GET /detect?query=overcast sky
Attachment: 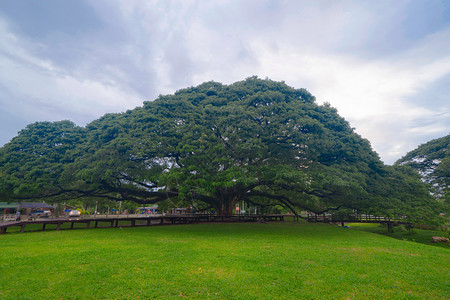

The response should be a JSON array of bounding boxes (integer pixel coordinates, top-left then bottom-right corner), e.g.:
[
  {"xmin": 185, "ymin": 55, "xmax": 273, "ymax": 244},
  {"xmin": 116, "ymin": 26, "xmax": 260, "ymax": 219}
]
[{"xmin": 0, "ymin": 0, "xmax": 449, "ymax": 164}]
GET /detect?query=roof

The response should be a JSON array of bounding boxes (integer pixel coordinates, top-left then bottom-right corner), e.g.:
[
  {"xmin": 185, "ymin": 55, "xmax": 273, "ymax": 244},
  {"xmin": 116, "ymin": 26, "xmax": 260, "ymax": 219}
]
[
  {"xmin": 138, "ymin": 206, "xmax": 158, "ymax": 209},
  {"xmin": 0, "ymin": 202, "xmax": 19, "ymax": 209},
  {"xmin": 20, "ymin": 202, "xmax": 55, "ymax": 209}
]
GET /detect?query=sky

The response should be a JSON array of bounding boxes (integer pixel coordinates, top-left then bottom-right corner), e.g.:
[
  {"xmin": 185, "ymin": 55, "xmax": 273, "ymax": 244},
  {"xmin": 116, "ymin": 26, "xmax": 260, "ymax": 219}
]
[{"xmin": 0, "ymin": 0, "xmax": 449, "ymax": 164}]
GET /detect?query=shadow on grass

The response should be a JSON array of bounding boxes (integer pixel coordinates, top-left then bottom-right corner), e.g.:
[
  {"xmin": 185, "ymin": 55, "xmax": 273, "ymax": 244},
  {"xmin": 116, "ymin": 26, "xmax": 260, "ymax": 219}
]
[{"xmin": 349, "ymin": 223, "xmax": 450, "ymax": 249}]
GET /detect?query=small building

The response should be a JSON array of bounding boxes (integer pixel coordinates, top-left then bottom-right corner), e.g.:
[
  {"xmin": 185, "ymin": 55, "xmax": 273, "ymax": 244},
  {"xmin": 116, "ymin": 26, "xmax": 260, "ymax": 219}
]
[
  {"xmin": 20, "ymin": 202, "xmax": 56, "ymax": 215},
  {"xmin": 0, "ymin": 202, "xmax": 19, "ymax": 214}
]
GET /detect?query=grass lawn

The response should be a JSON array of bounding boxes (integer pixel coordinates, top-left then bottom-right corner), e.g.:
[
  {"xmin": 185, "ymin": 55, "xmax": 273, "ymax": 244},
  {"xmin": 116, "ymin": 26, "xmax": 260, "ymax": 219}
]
[{"xmin": 0, "ymin": 222, "xmax": 448, "ymax": 299}]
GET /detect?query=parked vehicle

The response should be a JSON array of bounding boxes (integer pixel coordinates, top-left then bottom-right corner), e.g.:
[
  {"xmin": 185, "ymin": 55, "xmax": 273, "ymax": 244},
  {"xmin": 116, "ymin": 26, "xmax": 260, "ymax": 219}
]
[
  {"xmin": 68, "ymin": 210, "xmax": 81, "ymax": 217},
  {"xmin": 29, "ymin": 210, "xmax": 52, "ymax": 218}
]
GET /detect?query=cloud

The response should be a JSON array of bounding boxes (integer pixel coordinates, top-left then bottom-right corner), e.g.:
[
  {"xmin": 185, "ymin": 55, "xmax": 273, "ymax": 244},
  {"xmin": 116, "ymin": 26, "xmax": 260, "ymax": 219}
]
[{"xmin": 0, "ymin": 19, "xmax": 143, "ymax": 127}]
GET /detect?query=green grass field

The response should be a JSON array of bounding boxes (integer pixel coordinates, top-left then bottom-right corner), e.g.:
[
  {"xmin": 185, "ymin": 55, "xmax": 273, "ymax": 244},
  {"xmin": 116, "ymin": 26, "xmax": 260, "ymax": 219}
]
[{"xmin": 0, "ymin": 222, "xmax": 448, "ymax": 299}]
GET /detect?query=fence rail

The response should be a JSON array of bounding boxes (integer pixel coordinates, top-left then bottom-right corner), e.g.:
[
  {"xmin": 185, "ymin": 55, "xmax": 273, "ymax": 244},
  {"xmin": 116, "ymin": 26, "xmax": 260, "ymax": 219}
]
[{"xmin": 306, "ymin": 213, "xmax": 411, "ymax": 226}]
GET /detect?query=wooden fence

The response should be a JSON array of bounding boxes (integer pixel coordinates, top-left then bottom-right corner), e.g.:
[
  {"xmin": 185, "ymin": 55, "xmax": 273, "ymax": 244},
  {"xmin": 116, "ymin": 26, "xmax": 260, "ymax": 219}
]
[{"xmin": 0, "ymin": 214, "xmax": 285, "ymax": 234}]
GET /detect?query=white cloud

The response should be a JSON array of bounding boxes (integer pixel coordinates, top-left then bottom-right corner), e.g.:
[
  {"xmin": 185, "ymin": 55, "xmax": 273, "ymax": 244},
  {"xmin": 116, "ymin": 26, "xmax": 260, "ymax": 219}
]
[{"xmin": 0, "ymin": 19, "xmax": 143, "ymax": 126}]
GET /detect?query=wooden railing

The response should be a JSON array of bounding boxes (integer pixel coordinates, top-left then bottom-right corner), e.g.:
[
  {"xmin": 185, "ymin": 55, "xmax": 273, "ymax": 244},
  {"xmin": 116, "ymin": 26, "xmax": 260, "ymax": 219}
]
[
  {"xmin": 0, "ymin": 214, "xmax": 286, "ymax": 234},
  {"xmin": 306, "ymin": 213, "xmax": 409, "ymax": 224}
]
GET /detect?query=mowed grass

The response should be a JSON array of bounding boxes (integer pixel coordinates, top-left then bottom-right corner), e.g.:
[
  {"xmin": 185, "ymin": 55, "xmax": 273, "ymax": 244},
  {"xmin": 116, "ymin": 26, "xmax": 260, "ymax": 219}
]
[{"xmin": 0, "ymin": 222, "xmax": 448, "ymax": 299}]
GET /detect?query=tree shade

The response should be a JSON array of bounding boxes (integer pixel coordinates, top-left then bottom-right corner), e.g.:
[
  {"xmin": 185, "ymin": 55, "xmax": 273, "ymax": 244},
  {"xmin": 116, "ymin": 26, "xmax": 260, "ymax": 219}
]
[{"xmin": 0, "ymin": 77, "xmax": 441, "ymax": 220}]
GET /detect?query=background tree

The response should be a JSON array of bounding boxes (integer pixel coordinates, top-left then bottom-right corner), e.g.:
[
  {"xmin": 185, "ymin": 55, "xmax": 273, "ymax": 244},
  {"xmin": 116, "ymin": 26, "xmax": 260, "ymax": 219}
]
[{"xmin": 396, "ymin": 134, "xmax": 449, "ymax": 206}]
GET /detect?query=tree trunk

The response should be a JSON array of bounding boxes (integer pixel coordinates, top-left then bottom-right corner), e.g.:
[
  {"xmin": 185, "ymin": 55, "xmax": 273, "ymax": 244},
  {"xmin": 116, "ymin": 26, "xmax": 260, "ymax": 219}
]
[
  {"xmin": 387, "ymin": 222, "xmax": 394, "ymax": 233},
  {"xmin": 213, "ymin": 187, "xmax": 245, "ymax": 216},
  {"xmin": 217, "ymin": 190, "xmax": 240, "ymax": 216},
  {"xmin": 218, "ymin": 199, "xmax": 236, "ymax": 216}
]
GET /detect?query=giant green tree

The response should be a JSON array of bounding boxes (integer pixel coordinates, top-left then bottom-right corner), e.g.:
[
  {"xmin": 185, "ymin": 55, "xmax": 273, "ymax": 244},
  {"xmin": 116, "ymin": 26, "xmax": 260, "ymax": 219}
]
[{"xmin": 0, "ymin": 78, "xmax": 439, "ymax": 219}]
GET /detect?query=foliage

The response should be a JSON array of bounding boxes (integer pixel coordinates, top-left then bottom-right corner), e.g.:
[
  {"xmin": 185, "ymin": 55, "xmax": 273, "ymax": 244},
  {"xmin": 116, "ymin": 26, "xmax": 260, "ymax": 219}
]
[
  {"xmin": 0, "ymin": 121, "xmax": 85, "ymax": 198},
  {"xmin": 396, "ymin": 134, "xmax": 449, "ymax": 208},
  {"xmin": 0, "ymin": 77, "xmax": 441, "ymax": 221}
]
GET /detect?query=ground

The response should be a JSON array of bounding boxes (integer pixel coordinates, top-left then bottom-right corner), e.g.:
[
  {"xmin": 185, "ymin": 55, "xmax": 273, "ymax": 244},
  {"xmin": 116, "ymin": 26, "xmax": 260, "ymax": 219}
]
[{"xmin": 0, "ymin": 222, "xmax": 448, "ymax": 299}]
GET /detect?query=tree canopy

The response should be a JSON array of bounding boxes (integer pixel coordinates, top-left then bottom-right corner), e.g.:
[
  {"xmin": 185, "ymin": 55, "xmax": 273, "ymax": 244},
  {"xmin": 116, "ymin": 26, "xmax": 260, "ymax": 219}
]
[{"xmin": 0, "ymin": 77, "xmax": 441, "ymax": 220}]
